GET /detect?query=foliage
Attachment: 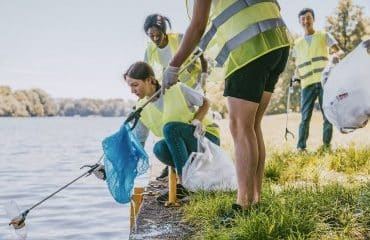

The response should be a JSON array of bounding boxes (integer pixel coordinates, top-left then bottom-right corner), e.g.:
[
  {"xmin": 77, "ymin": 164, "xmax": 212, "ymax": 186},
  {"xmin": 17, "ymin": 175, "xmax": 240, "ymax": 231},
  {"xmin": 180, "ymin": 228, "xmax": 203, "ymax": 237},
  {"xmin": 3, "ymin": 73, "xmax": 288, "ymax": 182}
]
[
  {"xmin": 57, "ymin": 98, "xmax": 130, "ymax": 117},
  {"xmin": 183, "ymin": 145, "xmax": 370, "ymax": 239},
  {"xmin": 183, "ymin": 184, "xmax": 370, "ymax": 240},
  {"xmin": 0, "ymin": 86, "xmax": 57, "ymax": 116},
  {"xmin": 0, "ymin": 85, "xmax": 133, "ymax": 117},
  {"xmin": 325, "ymin": 0, "xmax": 370, "ymax": 53},
  {"xmin": 264, "ymin": 145, "xmax": 370, "ymax": 185}
]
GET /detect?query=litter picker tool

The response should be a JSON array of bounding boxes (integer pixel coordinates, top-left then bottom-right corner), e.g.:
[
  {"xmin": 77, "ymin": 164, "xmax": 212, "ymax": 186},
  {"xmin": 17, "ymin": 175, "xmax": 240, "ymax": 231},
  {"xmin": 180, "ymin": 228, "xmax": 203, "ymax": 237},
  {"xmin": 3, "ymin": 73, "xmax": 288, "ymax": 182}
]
[
  {"xmin": 7, "ymin": 155, "xmax": 104, "ymax": 232},
  {"xmin": 284, "ymin": 78, "xmax": 295, "ymax": 141},
  {"xmin": 6, "ymin": 49, "xmax": 204, "ymax": 237}
]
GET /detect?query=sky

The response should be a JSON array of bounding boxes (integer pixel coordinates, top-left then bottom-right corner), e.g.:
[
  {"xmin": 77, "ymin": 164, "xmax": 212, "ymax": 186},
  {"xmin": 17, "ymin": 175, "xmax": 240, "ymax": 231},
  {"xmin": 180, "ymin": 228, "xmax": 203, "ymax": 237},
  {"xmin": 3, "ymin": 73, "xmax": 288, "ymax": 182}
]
[{"xmin": 0, "ymin": 0, "xmax": 369, "ymax": 100}]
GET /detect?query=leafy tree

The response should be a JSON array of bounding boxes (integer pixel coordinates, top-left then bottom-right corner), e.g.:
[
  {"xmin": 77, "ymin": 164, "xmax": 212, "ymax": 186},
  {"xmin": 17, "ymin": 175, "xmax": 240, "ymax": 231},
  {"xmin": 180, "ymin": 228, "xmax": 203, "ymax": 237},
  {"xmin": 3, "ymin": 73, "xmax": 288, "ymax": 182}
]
[{"xmin": 325, "ymin": 0, "xmax": 370, "ymax": 53}]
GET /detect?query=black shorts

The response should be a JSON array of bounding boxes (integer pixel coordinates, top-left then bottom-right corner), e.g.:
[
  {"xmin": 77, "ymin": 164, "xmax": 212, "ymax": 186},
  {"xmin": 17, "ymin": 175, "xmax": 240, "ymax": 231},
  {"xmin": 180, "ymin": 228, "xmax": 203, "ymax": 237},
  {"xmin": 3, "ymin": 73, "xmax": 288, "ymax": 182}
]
[{"xmin": 224, "ymin": 46, "xmax": 290, "ymax": 103}]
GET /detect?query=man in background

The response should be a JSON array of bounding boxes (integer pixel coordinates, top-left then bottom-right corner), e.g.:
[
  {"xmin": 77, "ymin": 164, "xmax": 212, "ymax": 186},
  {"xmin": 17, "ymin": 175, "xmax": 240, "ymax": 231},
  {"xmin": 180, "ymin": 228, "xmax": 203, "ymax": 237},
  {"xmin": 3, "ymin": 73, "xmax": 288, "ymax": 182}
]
[{"xmin": 293, "ymin": 8, "xmax": 344, "ymax": 151}]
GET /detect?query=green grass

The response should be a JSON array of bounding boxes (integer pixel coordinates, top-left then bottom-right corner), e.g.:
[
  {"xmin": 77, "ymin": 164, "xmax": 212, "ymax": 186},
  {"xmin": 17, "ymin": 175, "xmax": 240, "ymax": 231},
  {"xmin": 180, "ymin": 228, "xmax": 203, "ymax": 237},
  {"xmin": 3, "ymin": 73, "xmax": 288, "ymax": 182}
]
[
  {"xmin": 182, "ymin": 146, "xmax": 370, "ymax": 239},
  {"xmin": 183, "ymin": 184, "xmax": 370, "ymax": 240},
  {"xmin": 264, "ymin": 146, "xmax": 370, "ymax": 185}
]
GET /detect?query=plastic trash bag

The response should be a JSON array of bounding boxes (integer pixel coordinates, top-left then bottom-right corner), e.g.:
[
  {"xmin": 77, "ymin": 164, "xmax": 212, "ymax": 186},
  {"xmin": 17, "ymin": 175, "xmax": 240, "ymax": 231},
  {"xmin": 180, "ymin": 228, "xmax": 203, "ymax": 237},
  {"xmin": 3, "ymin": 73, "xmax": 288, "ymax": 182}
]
[
  {"xmin": 102, "ymin": 124, "xmax": 149, "ymax": 204},
  {"xmin": 322, "ymin": 41, "xmax": 370, "ymax": 133},
  {"xmin": 182, "ymin": 135, "xmax": 237, "ymax": 191}
]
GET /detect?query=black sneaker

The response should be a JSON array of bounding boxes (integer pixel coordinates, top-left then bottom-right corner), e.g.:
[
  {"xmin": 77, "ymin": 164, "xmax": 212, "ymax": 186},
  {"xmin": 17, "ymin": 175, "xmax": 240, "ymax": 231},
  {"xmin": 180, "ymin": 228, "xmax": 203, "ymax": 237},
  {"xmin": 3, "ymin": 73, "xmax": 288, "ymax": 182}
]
[
  {"xmin": 156, "ymin": 184, "xmax": 190, "ymax": 203},
  {"xmin": 156, "ymin": 166, "xmax": 169, "ymax": 181}
]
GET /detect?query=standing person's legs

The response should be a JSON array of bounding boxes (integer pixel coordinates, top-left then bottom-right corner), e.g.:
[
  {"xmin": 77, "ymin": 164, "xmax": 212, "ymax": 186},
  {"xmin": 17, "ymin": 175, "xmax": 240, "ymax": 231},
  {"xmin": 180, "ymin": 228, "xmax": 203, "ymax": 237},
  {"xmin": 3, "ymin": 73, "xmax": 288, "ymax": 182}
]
[
  {"xmin": 225, "ymin": 47, "xmax": 289, "ymax": 208},
  {"xmin": 254, "ymin": 47, "xmax": 289, "ymax": 203},
  {"xmin": 253, "ymin": 92, "xmax": 271, "ymax": 203},
  {"xmin": 318, "ymin": 85, "xmax": 333, "ymax": 146},
  {"xmin": 297, "ymin": 84, "xmax": 318, "ymax": 150},
  {"xmin": 227, "ymin": 97, "xmax": 259, "ymax": 208}
]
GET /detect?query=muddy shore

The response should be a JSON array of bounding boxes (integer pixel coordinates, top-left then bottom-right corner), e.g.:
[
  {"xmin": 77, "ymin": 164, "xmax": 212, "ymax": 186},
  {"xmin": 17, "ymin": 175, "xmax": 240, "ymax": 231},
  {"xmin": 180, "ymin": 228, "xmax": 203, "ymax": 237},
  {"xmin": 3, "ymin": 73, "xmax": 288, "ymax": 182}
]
[{"xmin": 129, "ymin": 178, "xmax": 194, "ymax": 240}]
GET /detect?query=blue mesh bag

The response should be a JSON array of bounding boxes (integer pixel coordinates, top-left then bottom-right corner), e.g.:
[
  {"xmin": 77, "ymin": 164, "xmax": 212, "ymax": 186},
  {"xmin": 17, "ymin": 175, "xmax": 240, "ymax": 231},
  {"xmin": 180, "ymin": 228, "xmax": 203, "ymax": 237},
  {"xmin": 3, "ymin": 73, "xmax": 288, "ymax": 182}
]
[{"xmin": 102, "ymin": 123, "xmax": 149, "ymax": 204}]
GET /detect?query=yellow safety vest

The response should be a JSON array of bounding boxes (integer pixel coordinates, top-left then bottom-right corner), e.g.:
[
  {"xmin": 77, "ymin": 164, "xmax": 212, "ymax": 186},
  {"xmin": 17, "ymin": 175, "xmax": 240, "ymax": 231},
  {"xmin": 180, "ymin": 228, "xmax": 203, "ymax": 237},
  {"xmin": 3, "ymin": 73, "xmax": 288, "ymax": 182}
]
[
  {"xmin": 294, "ymin": 32, "xmax": 329, "ymax": 88},
  {"xmin": 145, "ymin": 33, "xmax": 202, "ymax": 88},
  {"xmin": 138, "ymin": 83, "xmax": 219, "ymax": 138},
  {"xmin": 199, "ymin": 0, "xmax": 291, "ymax": 78}
]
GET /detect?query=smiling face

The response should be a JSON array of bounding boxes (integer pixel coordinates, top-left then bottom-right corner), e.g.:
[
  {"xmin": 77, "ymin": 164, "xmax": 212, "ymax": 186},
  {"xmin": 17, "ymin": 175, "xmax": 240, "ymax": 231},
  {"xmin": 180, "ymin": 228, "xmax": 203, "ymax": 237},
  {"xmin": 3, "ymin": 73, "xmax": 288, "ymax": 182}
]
[
  {"xmin": 147, "ymin": 26, "xmax": 167, "ymax": 48},
  {"xmin": 299, "ymin": 11, "xmax": 315, "ymax": 34}
]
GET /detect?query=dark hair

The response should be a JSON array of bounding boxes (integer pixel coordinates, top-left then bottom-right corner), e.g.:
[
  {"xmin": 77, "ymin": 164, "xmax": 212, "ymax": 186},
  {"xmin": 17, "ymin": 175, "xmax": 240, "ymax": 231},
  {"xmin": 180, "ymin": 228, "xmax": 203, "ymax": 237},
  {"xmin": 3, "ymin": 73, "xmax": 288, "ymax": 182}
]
[
  {"xmin": 298, "ymin": 8, "xmax": 315, "ymax": 20},
  {"xmin": 143, "ymin": 14, "xmax": 172, "ymax": 34},
  {"xmin": 124, "ymin": 61, "xmax": 160, "ymax": 90}
]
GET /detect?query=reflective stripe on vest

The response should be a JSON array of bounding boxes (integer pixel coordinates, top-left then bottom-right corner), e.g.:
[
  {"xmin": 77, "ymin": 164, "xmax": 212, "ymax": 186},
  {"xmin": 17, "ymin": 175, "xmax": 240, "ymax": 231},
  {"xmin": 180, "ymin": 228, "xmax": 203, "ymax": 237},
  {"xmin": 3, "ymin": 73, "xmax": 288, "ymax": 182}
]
[
  {"xmin": 146, "ymin": 33, "xmax": 201, "ymax": 88},
  {"xmin": 294, "ymin": 32, "xmax": 329, "ymax": 88},
  {"xmin": 138, "ymin": 83, "xmax": 220, "ymax": 138},
  {"xmin": 215, "ymin": 18, "xmax": 286, "ymax": 65},
  {"xmin": 199, "ymin": 0, "xmax": 291, "ymax": 78},
  {"xmin": 199, "ymin": 0, "xmax": 278, "ymax": 51}
]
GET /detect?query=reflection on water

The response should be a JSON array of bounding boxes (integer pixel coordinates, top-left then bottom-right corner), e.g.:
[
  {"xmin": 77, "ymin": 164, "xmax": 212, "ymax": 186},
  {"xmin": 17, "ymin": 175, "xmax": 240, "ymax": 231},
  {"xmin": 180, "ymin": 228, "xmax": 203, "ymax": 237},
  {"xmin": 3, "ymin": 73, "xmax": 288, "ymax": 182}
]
[{"xmin": 0, "ymin": 117, "xmax": 149, "ymax": 240}]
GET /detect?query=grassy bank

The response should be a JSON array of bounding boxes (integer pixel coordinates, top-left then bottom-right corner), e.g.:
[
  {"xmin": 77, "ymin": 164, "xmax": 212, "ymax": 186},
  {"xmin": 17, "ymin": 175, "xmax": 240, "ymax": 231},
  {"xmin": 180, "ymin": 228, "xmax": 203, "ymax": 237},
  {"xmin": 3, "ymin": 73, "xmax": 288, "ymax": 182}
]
[
  {"xmin": 141, "ymin": 113, "xmax": 370, "ymax": 239},
  {"xmin": 182, "ymin": 146, "xmax": 370, "ymax": 239}
]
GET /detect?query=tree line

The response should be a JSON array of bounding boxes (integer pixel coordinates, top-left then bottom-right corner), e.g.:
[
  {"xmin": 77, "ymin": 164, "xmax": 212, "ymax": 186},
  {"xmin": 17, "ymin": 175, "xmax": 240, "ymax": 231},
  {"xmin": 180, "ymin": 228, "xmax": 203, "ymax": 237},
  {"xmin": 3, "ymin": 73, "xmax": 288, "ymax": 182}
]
[
  {"xmin": 0, "ymin": 85, "xmax": 135, "ymax": 117},
  {"xmin": 1, "ymin": 0, "xmax": 368, "ymax": 118}
]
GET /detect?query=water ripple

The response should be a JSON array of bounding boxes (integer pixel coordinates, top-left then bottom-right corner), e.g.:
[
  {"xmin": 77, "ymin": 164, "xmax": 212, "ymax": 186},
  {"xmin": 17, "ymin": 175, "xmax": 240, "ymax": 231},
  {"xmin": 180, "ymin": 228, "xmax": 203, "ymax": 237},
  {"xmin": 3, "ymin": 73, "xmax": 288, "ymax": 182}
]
[{"xmin": 0, "ymin": 117, "xmax": 148, "ymax": 240}]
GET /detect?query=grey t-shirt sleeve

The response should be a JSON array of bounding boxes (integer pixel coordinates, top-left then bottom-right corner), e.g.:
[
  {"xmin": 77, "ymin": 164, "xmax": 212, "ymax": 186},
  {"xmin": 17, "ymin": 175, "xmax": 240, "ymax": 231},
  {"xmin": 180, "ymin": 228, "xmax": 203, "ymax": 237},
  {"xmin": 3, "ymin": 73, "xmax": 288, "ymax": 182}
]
[
  {"xmin": 326, "ymin": 33, "xmax": 338, "ymax": 48},
  {"xmin": 132, "ymin": 120, "xmax": 149, "ymax": 144},
  {"xmin": 180, "ymin": 84, "xmax": 204, "ymax": 108}
]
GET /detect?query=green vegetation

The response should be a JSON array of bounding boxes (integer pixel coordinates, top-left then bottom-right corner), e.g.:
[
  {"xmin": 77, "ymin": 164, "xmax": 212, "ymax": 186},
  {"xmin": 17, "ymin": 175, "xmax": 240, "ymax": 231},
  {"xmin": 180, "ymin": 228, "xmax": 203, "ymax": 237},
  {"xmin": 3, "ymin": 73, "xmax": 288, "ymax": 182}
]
[
  {"xmin": 264, "ymin": 145, "xmax": 370, "ymax": 186},
  {"xmin": 326, "ymin": 0, "xmax": 370, "ymax": 53},
  {"xmin": 183, "ymin": 146, "xmax": 370, "ymax": 239},
  {"xmin": 0, "ymin": 85, "xmax": 135, "ymax": 117}
]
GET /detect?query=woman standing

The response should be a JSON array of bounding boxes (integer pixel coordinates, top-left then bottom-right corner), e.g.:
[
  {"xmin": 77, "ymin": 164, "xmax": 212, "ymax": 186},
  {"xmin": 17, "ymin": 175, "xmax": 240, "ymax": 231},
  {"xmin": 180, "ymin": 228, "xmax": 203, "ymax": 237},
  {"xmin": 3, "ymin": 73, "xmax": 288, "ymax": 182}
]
[{"xmin": 162, "ymin": 0, "xmax": 291, "ymax": 214}]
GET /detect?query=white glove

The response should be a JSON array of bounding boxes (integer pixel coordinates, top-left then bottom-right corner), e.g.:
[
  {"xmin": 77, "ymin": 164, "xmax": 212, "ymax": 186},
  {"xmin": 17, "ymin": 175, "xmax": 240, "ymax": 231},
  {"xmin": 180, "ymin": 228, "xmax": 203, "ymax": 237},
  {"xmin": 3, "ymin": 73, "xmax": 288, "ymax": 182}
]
[
  {"xmin": 191, "ymin": 119, "xmax": 205, "ymax": 138},
  {"xmin": 162, "ymin": 65, "xmax": 179, "ymax": 95},
  {"xmin": 93, "ymin": 164, "xmax": 106, "ymax": 180}
]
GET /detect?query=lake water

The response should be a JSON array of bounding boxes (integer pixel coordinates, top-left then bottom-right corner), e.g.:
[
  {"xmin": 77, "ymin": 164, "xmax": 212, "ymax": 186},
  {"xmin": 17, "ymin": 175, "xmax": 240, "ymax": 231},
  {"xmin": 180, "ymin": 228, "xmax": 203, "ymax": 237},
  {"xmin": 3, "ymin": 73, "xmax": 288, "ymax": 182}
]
[{"xmin": 0, "ymin": 117, "xmax": 151, "ymax": 240}]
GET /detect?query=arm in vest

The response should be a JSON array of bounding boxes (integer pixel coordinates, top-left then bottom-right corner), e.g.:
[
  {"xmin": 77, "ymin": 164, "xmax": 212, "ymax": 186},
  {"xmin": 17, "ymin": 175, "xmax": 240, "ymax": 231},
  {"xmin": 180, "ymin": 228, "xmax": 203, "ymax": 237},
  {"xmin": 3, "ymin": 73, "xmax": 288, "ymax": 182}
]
[
  {"xmin": 168, "ymin": 0, "xmax": 211, "ymax": 68},
  {"xmin": 162, "ymin": 0, "xmax": 211, "ymax": 92}
]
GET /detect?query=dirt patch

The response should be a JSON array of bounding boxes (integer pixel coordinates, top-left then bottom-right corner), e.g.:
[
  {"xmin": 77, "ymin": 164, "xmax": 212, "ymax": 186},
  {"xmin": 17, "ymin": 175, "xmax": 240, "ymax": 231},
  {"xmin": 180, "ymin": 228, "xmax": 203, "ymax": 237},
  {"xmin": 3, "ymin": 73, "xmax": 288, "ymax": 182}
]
[{"xmin": 129, "ymin": 179, "xmax": 195, "ymax": 240}]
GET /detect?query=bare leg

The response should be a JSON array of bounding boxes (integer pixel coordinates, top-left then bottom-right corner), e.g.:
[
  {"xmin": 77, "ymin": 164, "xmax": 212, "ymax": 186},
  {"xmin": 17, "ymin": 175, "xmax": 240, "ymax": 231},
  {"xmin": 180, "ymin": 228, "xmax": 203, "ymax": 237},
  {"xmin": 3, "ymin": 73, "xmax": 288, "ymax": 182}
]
[
  {"xmin": 253, "ymin": 91, "xmax": 272, "ymax": 203},
  {"xmin": 227, "ymin": 96, "xmax": 259, "ymax": 208}
]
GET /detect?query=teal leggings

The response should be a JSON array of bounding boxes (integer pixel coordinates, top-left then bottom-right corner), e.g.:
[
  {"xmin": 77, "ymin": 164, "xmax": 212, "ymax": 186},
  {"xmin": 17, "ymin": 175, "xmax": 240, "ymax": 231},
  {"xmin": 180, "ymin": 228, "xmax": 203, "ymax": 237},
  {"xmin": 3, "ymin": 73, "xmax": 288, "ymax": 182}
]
[{"xmin": 153, "ymin": 122, "xmax": 220, "ymax": 176}]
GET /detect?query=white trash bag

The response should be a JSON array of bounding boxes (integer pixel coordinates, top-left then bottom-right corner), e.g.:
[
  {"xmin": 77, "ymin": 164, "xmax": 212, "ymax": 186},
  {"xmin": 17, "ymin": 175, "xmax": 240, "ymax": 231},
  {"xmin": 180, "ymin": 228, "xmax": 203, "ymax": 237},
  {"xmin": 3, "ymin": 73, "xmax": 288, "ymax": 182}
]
[
  {"xmin": 182, "ymin": 135, "xmax": 237, "ymax": 192},
  {"xmin": 322, "ymin": 40, "xmax": 370, "ymax": 133}
]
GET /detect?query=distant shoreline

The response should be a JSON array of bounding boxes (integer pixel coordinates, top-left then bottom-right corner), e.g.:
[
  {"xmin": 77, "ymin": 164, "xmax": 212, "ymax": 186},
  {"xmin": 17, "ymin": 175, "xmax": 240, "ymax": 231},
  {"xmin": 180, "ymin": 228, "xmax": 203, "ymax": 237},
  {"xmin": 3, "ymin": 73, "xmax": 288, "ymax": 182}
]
[{"xmin": 1, "ymin": 85, "xmax": 135, "ymax": 117}]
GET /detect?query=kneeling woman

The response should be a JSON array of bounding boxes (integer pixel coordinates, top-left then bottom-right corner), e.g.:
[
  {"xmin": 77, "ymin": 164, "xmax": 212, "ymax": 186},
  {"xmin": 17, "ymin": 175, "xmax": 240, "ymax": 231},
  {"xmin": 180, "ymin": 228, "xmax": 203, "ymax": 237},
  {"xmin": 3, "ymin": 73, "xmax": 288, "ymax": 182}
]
[{"xmin": 124, "ymin": 61, "xmax": 220, "ymax": 202}]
